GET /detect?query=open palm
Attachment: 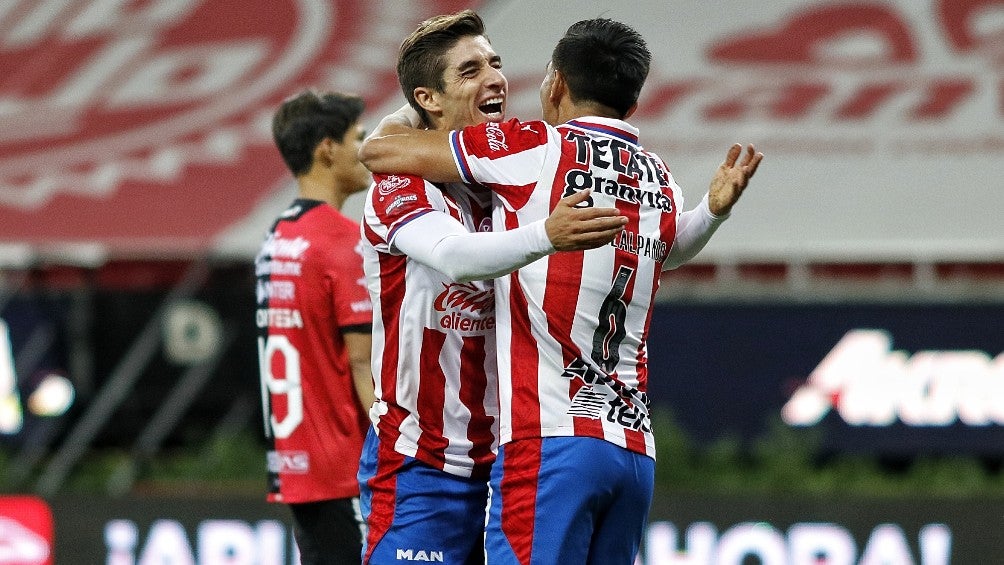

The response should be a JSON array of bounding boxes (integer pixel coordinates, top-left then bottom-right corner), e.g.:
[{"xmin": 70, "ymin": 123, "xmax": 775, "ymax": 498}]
[{"xmin": 707, "ymin": 143, "xmax": 763, "ymax": 216}]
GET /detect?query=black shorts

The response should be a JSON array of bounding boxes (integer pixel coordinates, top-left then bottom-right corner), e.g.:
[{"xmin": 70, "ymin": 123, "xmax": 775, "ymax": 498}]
[{"xmin": 289, "ymin": 497, "xmax": 364, "ymax": 565}]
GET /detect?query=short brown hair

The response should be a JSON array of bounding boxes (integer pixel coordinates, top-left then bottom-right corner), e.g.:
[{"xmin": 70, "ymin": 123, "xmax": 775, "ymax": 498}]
[
  {"xmin": 272, "ymin": 90, "xmax": 364, "ymax": 176},
  {"xmin": 397, "ymin": 10, "xmax": 486, "ymax": 124}
]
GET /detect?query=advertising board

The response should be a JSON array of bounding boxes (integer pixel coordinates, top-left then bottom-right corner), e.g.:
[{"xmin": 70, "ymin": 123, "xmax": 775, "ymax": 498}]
[
  {"xmin": 3, "ymin": 494, "xmax": 999, "ymax": 563},
  {"xmin": 646, "ymin": 303, "xmax": 1004, "ymax": 455}
]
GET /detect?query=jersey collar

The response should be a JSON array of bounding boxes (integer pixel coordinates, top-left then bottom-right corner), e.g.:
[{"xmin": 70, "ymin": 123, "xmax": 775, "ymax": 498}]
[{"xmin": 564, "ymin": 117, "xmax": 640, "ymax": 145}]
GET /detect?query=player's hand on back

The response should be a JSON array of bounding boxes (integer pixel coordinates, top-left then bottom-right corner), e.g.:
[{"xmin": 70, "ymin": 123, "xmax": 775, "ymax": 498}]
[{"xmin": 545, "ymin": 189, "xmax": 627, "ymax": 251}]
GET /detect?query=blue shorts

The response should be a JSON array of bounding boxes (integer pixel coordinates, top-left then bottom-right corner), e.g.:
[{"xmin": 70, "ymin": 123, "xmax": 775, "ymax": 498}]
[
  {"xmin": 358, "ymin": 427, "xmax": 489, "ymax": 564},
  {"xmin": 486, "ymin": 436, "xmax": 654, "ymax": 565}
]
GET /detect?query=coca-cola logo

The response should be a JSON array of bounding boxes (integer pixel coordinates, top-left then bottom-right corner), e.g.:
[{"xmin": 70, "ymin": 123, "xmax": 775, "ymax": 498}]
[
  {"xmin": 938, "ymin": 0, "xmax": 1004, "ymax": 56},
  {"xmin": 484, "ymin": 122, "xmax": 508, "ymax": 152},
  {"xmin": 708, "ymin": 4, "xmax": 918, "ymax": 65},
  {"xmin": 434, "ymin": 282, "xmax": 494, "ymax": 314},
  {"xmin": 655, "ymin": 0, "xmax": 1004, "ymax": 128}
]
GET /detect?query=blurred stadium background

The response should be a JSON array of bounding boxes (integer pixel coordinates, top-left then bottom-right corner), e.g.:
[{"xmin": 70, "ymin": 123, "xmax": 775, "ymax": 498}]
[{"xmin": 1, "ymin": 0, "xmax": 1002, "ymax": 562}]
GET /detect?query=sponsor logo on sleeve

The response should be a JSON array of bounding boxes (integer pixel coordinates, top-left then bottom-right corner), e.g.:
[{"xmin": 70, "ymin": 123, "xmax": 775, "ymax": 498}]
[
  {"xmin": 376, "ymin": 175, "xmax": 412, "ymax": 197},
  {"xmin": 484, "ymin": 122, "xmax": 509, "ymax": 152}
]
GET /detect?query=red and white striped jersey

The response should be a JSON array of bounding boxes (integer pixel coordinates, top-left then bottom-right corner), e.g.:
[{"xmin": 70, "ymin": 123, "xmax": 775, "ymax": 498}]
[
  {"xmin": 256, "ymin": 199, "xmax": 373, "ymax": 503},
  {"xmin": 450, "ymin": 117, "xmax": 684, "ymax": 459},
  {"xmin": 361, "ymin": 173, "xmax": 498, "ymax": 478}
]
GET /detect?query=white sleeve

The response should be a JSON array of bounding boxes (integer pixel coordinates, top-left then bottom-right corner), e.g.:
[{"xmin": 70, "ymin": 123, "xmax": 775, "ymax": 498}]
[
  {"xmin": 663, "ymin": 193, "xmax": 729, "ymax": 270},
  {"xmin": 391, "ymin": 211, "xmax": 556, "ymax": 282}
]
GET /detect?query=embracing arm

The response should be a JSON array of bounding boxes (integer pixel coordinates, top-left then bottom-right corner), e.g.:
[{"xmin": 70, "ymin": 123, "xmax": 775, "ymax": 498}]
[
  {"xmin": 394, "ymin": 190, "xmax": 626, "ymax": 281},
  {"xmin": 395, "ymin": 212, "xmax": 553, "ymax": 282},
  {"xmin": 358, "ymin": 105, "xmax": 461, "ymax": 183}
]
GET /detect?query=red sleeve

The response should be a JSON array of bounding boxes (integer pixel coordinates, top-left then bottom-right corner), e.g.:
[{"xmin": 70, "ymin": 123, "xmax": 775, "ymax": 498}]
[
  {"xmin": 368, "ymin": 173, "xmax": 437, "ymax": 243},
  {"xmin": 453, "ymin": 119, "xmax": 550, "ymax": 208},
  {"xmin": 459, "ymin": 118, "xmax": 548, "ymax": 158}
]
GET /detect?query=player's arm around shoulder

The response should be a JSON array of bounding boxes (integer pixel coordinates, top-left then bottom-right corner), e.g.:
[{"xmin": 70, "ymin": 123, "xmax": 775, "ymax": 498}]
[
  {"xmin": 358, "ymin": 104, "xmax": 458, "ymax": 182},
  {"xmin": 454, "ymin": 118, "xmax": 553, "ymax": 188}
]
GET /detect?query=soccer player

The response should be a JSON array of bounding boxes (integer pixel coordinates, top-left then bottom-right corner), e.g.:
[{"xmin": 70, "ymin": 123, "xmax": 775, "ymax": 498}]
[
  {"xmin": 255, "ymin": 90, "xmax": 375, "ymax": 565},
  {"xmin": 359, "ymin": 17, "xmax": 764, "ymax": 564},
  {"xmin": 356, "ymin": 10, "xmax": 628, "ymax": 565}
]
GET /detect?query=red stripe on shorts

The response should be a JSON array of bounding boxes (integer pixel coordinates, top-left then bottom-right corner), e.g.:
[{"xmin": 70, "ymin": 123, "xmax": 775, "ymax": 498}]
[
  {"xmin": 363, "ymin": 442, "xmax": 404, "ymax": 564},
  {"xmin": 501, "ymin": 439, "xmax": 542, "ymax": 565}
]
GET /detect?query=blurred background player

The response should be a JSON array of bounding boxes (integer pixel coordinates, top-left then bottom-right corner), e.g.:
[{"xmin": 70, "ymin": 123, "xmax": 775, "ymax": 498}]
[
  {"xmin": 356, "ymin": 10, "xmax": 627, "ymax": 565},
  {"xmin": 255, "ymin": 90, "xmax": 375, "ymax": 565},
  {"xmin": 359, "ymin": 17, "xmax": 763, "ymax": 564}
]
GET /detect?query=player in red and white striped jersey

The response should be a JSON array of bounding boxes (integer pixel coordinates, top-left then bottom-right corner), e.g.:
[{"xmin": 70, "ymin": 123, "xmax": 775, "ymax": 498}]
[
  {"xmin": 356, "ymin": 11, "xmax": 627, "ymax": 565},
  {"xmin": 360, "ymin": 18, "xmax": 763, "ymax": 565}
]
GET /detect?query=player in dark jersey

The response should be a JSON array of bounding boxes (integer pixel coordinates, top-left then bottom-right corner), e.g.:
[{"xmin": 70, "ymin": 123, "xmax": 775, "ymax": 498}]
[{"xmin": 255, "ymin": 90, "xmax": 375, "ymax": 565}]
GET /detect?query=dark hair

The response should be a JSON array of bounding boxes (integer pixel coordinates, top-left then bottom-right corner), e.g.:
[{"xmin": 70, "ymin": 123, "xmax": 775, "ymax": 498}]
[
  {"xmin": 271, "ymin": 90, "xmax": 364, "ymax": 176},
  {"xmin": 551, "ymin": 18, "xmax": 650, "ymax": 118},
  {"xmin": 397, "ymin": 10, "xmax": 487, "ymax": 124}
]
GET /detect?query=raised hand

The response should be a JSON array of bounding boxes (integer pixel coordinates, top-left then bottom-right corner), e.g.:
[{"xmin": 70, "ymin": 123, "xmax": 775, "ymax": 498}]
[
  {"xmin": 707, "ymin": 143, "xmax": 763, "ymax": 216},
  {"xmin": 545, "ymin": 189, "xmax": 628, "ymax": 251}
]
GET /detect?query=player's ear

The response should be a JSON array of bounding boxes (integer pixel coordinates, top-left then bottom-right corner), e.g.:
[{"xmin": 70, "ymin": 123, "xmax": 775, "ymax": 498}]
[
  {"xmin": 548, "ymin": 69, "xmax": 567, "ymax": 105},
  {"xmin": 413, "ymin": 87, "xmax": 441, "ymax": 116},
  {"xmin": 315, "ymin": 137, "xmax": 335, "ymax": 167}
]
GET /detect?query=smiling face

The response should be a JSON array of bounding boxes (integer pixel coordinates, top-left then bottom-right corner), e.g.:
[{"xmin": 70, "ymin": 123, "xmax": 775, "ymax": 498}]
[{"xmin": 415, "ymin": 35, "xmax": 507, "ymax": 131}]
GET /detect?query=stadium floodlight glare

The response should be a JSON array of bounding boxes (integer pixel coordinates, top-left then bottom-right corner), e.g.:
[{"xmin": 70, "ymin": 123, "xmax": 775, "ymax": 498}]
[{"xmin": 27, "ymin": 373, "xmax": 75, "ymax": 418}]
